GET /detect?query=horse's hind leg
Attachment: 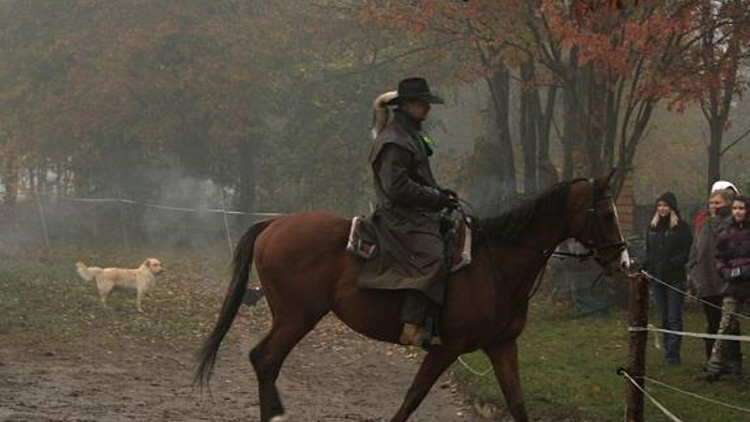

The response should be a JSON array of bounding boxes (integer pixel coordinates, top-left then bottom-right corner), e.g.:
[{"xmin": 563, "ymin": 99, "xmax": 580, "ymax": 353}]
[
  {"xmin": 484, "ymin": 340, "xmax": 528, "ymax": 422},
  {"xmin": 250, "ymin": 318, "xmax": 321, "ymax": 422},
  {"xmin": 389, "ymin": 348, "xmax": 458, "ymax": 422}
]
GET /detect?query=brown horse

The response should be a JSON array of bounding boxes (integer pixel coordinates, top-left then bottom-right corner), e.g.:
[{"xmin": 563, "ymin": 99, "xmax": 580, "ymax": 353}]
[{"xmin": 195, "ymin": 174, "xmax": 629, "ymax": 422}]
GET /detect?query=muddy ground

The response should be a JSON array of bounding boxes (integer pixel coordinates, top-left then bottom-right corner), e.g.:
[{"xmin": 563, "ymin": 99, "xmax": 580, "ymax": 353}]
[{"xmin": 0, "ymin": 254, "xmax": 488, "ymax": 422}]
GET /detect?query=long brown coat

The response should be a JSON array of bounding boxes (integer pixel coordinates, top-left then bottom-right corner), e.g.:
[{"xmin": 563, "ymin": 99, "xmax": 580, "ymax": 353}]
[
  {"xmin": 357, "ymin": 109, "xmax": 447, "ymax": 303},
  {"xmin": 689, "ymin": 211, "xmax": 728, "ymax": 297}
]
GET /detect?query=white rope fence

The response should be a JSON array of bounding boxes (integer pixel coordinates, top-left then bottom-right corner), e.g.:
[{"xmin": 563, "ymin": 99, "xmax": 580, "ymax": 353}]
[
  {"xmin": 456, "ymin": 356, "xmax": 493, "ymax": 377},
  {"xmin": 628, "ymin": 271, "xmax": 750, "ymax": 420},
  {"xmin": 38, "ymin": 192, "xmax": 283, "ymax": 217},
  {"xmin": 619, "ymin": 369, "xmax": 750, "ymax": 420},
  {"xmin": 639, "ymin": 270, "xmax": 750, "ymax": 321},
  {"xmin": 31, "ymin": 191, "xmax": 284, "ymax": 257},
  {"xmin": 620, "ymin": 370, "xmax": 685, "ymax": 422},
  {"xmin": 453, "ymin": 270, "xmax": 750, "ymax": 419},
  {"xmin": 628, "ymin": 326, "xmax": 750, "ymax": 342},
  {"xmin": 638, "ymin": 375, "xmax": 750, "ymax": 414}
]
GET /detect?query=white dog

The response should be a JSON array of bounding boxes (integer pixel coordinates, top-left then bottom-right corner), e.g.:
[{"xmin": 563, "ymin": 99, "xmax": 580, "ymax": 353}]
[{"xmin": 76, "ymin": 258, "xmax": 164, "ymax": 313}]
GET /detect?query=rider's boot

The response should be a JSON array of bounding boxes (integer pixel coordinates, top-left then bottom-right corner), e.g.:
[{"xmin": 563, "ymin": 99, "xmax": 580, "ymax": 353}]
[
  {"xmin": 399, "ymin": 322, "xmax": 442, "ymax": 349},
  {"xmin": 399, "ymin": 322, "xmax": 427, "ymax": 346},
  {"xmin": 400, "ymin": 291, "xmax": 442, "ymax": 349}
]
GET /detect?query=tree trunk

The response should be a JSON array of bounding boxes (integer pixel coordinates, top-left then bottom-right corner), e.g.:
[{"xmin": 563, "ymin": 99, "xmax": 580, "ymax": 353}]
[
  {"xmin": 613, "ymin": 100, "xmax": 655, "ymax": 198},
  {"xmin": 603, "ymin": 84, "xmax": 619, "ymax": 171},
  {"xmin": 563, "ymin": 83, "xmax": 586, "ymax": 179},
  {"xmin": 537, "ymin": 86, "xmax": 559, "ymax": 190},
  {"xmin": 519, "ymin": 61, "xmax": 539, "ymax": 194},
  {"xmin": 486, "ymin": 66, "xmax": 517, "ymax": 195},
  {"xmin": 562, "ymin": 48, "xmax": 589, "ymax": 180},
  {"xmin": 585, "ymin": 64, "xmax": 606, "ymax": 178},
  {"xmin": 562, "ymin": 93, "xmax": 576, "ymax": 180},
  {"xmin": 538, "ymin": 86, "xmax": 556, "ymax": 160},
  {"xmin": 1, "ymin": 147, "xmax": 20, "ymax": 216},
  {"xmin": 707, "ymin": 121, "xmax": 723, "ymax": 193},
  {"xmin": 236, "ymin": 138, "xmax": 258, "ymax": 212}
]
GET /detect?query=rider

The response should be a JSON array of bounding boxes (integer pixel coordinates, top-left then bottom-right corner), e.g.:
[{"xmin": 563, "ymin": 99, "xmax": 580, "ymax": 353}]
[{"xmin": 362, "ymin": 77, "xmax": 458, "ymax": 348}]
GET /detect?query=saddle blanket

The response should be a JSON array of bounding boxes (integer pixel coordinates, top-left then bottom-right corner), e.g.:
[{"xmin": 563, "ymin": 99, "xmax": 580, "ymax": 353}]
[{"xmin": 346, "ymin": 215, "xmax": 472, "ymax": 272}]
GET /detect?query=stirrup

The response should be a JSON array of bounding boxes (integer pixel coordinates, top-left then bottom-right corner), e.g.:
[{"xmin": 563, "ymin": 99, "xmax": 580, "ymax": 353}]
[
  {"xmin": 421, "ymin": 335, "xmax": 443, "ymax": 349},
  {"xmin": 346, "ymin": 216, "xmax": 376, "ymax": 259},
  {"xmin": 421, "ymin": 315, "xmax": 442, "ymax": 348},
  {"xmin": 399, "ymin": 323, "xmax": 442, "ymax": 349},
  {"xmin": 399, "ymin": 323, "xmax": 425, "ymax": 346}
]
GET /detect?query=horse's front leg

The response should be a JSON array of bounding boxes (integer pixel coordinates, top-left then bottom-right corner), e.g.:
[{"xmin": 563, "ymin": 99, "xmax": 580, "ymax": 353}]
[
  {"xmin": 484, "ymin": 340, "xmax": 529, "ymax": 422},
  {"xmin": 389, "ymin": 347, "xmax": 458, "ymax": 422}
]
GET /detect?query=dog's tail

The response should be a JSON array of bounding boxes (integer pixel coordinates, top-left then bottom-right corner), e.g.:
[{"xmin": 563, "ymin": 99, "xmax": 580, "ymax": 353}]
[
  {"xmin": 75, "ymin": 261, "xmax": 95, "ymax": 282},
  {"xmin": 194, "ymin": 218, "xmax": 274, "ymax": 388}
]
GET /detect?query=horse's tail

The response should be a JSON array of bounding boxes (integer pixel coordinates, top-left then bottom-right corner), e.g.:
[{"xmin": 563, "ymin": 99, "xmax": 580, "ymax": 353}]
[{"xmin": 194, "ymin": 218, "xmax": 274, "ymax": 387}]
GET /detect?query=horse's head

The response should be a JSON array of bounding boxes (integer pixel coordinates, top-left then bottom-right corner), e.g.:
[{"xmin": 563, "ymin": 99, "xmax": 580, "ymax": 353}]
[{"xmin": 567, "ymin": 172, "xmax": 629, "ymax": 274}]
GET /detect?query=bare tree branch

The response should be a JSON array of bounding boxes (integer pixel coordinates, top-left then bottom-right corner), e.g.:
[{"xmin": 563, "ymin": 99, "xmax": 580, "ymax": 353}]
[{"xmin": 721, "ymin": 125, "xmax": 750, "ymax": 155}]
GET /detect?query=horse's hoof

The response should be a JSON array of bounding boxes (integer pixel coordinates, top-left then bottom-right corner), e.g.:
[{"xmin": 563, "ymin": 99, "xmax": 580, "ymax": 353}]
[{"xmin": 270, "ymin": 415, "xmax": 287, "ymax": 422}]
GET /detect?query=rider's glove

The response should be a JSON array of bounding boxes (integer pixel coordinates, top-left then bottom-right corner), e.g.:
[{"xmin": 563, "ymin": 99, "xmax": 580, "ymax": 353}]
[
  {"xmin": 438, "ymin": 187, "xmax": 459, "ymax": 201},
  {"xmin": 436, "ymin": 190, "xmax": 459, "ymax": 210},
  {"xmin": 722, "ymin": 266, "xmax": 743, "ymax": 282}
]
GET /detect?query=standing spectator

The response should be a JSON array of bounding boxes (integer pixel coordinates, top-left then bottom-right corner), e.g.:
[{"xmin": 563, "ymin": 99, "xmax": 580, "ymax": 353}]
[
  {"xmin": 645, "ymin": 192, "xmax": 693, "ymax": 364},
  {"xmin": 693, "ymin": 180, "xmax": 739, "ymax": 234},
  {"xmin": 688, "ymin": 188, "xmax": 735, "ymax": 365},
  {"xmin": 706, "ymin": 196, "xmax": 750, "ymax": 381}
]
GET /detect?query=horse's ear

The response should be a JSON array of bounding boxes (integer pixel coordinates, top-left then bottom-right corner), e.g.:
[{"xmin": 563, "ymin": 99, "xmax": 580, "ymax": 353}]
[{"xmin": 601, "ymin": 168, "xmax": 616, "ymax": 188}]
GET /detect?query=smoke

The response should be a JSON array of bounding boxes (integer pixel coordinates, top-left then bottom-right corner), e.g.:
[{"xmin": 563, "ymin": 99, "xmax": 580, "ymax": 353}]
[
  {"xmin": 139, "ymin": 173, "xmax": 236, "ymax": 250},
  {"xmin": 0, "ymin": 165, "xmax": 248, "ymax": 257},
  {"xmin": 0, "ymin": 207, "xmax": 39, "ymax": 257}
]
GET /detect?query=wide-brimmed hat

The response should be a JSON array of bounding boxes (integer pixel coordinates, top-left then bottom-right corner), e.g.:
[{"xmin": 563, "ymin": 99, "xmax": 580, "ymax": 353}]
[{"xmin": 386, "ymin": 77, "xmax": 444, "ymax": 105}]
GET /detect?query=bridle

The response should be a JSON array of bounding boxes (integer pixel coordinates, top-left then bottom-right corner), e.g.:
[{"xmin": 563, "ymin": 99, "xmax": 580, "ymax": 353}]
[
  {"xmin": 465, "ymin": 178, "xmax": 628, "ymax": 300},
  {"xmin": 567, "ymin": 178, "xmax": 628, "ymax": 265},
  {"xmin": 467, "ymin": 178, "xmax": 628, "ymax": 265}
]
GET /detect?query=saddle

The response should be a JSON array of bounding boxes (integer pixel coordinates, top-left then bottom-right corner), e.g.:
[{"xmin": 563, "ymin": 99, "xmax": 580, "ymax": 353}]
[
  {"xmin": 346, "ymin": 212, "xmax": 472, "ymax": 272},
  {"xmin": 346, "ymin": 216, "xmax": 378, "ymax": 259},
  {"xmin": 444, "ymin": 211, "xmax": 472, "ymax": 272}
]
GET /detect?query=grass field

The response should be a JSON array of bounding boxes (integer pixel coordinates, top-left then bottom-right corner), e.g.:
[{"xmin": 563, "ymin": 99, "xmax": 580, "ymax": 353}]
[
  {"xmin": 453, "ymin": 298, "xmax": 750, "ymax": 421},
  {"xmin": 0, "ymin": 247, "xmax": 229, "ymax": 347}
]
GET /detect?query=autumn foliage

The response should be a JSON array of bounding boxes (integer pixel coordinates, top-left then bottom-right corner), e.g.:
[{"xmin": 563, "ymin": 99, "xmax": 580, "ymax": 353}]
[{"xmin": 363, "ymin": 0, "xmax": 750, "ymax": 195}]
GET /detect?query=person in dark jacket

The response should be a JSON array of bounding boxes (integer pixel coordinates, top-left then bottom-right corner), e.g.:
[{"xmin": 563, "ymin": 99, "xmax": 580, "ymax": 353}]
[
  {"xmin": 688, "ymin": 188, "xmax": 735, "ymax": 363},
  {"xmin": 358, "ymin": 77, "xmax": 458, "ymax": 348},
  {"xmin": 706, "ymin": 196, "xmax": 750, "ymax": 381},
  {"xmin": 645, "ymin": 192, "xmax": 693, "ymax": 364}
]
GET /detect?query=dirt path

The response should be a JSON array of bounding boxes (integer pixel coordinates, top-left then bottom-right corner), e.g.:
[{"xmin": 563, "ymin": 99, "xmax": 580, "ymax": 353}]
[{"xmin": 0, "ymin": 258, "xmax": 482, "ymax": 422}]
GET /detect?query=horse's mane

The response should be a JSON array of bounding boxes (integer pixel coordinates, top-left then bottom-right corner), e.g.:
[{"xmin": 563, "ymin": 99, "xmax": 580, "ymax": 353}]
[{"xmin": 475, "ymin": 180, "xmax": 580, "ymax": 244}]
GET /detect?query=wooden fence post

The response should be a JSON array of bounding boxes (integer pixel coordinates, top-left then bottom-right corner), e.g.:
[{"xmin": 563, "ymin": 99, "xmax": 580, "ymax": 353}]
[
  {"xmin": 624, "ymin": 274, "xmax": 648, "ymax": 422},
  {"xmin": 34, "ymin": 187, "xmax": 51, "ymax": 252},
  {"xmin": 221, "ymin": 189, "xmax": 234, "ymax": 259},
  {"xmin": 117, "ymin": 195, "xmax": 130, "ymax": 251}
]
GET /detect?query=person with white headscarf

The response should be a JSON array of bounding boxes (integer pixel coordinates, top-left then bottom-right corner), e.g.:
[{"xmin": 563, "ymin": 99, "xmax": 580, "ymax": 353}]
[
  {"xmin": 693, "ymin": 181, "xmax": 739, "ymax": 233},
  {"xmin": 689, "ymin": 188, "xmax": 736, "ymax": 365}
]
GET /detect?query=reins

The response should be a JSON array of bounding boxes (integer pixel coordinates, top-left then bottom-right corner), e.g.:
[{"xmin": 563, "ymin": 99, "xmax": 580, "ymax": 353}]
[{"xmin": 459, "ymin": 178, "xmax": 626, "ymax": 300}]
